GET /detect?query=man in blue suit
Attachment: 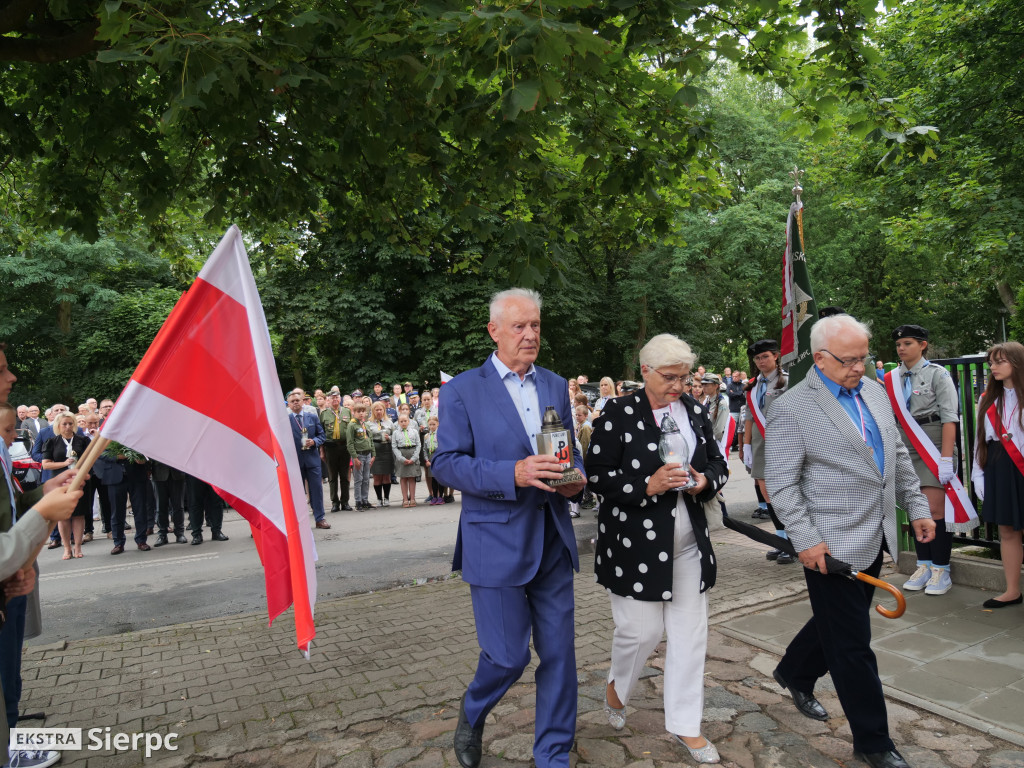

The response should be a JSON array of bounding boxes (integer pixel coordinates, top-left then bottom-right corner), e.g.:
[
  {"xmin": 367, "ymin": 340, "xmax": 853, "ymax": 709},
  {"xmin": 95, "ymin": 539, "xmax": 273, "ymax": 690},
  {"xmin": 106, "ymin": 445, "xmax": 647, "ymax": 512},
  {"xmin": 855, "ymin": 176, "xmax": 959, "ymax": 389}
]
[
  {"xmin": 287, "ymin": 389, "xmax": 329, "ymax": 529},
  {"xmin": 432, "ymin": 288, "xmax": 586, "ymax": 768}
]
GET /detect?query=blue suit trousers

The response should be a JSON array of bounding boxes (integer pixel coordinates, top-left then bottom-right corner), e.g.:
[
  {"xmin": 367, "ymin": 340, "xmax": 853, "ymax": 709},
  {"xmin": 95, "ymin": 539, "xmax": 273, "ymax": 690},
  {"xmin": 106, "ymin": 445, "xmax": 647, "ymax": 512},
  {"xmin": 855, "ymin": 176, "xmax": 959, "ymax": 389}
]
[{"xmin": 465, "ymin": 511, "xmax": 577, "ymax": 768}]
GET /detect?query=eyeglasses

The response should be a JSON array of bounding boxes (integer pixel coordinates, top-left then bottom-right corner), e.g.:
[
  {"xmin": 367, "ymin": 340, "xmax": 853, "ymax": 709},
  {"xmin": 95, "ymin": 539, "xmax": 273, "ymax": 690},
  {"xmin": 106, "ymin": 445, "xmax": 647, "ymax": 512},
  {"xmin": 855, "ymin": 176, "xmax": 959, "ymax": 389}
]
[
  {"xmin": 649, "ymin": 368, "xmax": 689, "ymax": 385},
  {"xmin": 822, "ymin": 350, "xmax": 875, "ymax": 369}
]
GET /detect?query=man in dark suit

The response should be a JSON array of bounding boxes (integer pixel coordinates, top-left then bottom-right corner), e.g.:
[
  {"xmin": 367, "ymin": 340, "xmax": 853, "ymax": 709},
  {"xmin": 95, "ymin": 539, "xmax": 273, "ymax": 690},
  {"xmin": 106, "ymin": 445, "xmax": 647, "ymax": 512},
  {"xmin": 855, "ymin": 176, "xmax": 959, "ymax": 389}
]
[
  {"xmin": 18, "ymin": 406, "xmax": 44, "ymax": 442},
  {"xmin": 287, "ymin": 389, "xmax": 328, "ymax": 529},
  {"xmin": 432, "ymin": 288, "xmax": 585, "ymax": 768},
  {"xmin": 765, "ymin": 314, "xmax": 935, "ymax": 768}
]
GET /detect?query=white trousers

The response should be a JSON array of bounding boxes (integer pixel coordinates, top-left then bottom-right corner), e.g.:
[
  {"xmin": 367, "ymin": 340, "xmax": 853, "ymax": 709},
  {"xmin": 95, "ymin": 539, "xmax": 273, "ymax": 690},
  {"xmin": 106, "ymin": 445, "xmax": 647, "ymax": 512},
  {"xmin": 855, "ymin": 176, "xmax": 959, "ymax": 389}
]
[{"xmin": 607, "ymin": 503, "xmax": 708, "ymax": 737}]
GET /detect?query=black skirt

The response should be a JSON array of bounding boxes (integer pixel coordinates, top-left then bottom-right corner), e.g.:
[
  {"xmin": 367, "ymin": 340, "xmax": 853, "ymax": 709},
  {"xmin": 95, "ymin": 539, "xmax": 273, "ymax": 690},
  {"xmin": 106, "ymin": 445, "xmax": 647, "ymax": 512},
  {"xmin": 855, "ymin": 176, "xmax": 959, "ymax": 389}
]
[{"xmin": 981, "ymin": 440, "xmax": 1024, "ymax": 531}]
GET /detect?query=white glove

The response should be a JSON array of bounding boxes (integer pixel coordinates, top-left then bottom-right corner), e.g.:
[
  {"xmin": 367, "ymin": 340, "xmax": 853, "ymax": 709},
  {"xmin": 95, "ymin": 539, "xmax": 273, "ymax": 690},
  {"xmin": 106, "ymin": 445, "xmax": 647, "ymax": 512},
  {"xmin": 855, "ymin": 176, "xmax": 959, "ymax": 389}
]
[
  {"xmin": 742, "ymin": 444, "xmax": 753, "ymax": 470},
  {"xmin": 971, "ymin": 463, "xmax": 985, "ymax": 501},
  {"xmin": 937, "ymin": 460, "xmax": 955, "ymax": 485}
]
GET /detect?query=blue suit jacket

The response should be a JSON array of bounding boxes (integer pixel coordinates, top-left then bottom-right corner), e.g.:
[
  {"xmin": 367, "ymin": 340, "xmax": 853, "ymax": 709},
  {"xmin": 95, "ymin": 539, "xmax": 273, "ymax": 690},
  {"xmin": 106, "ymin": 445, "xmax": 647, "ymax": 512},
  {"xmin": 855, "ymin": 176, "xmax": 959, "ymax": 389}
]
[
  {"xmin": 288, "ymin": 410, "xmax": 326, "ymax": 469},
  {"xmin": 432, "ymin": 355, "xmax": 583, "ymax": 588}
]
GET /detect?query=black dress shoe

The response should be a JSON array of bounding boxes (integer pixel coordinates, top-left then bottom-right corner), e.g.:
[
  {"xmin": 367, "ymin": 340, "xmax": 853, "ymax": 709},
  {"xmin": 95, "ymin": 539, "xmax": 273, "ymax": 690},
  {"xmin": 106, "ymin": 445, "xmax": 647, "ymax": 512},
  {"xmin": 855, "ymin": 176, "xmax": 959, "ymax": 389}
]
[
  {"xmin": 330, "ymin": 503, "xmax": 340, "ymax": 513},
  {"xmin": 453, "ymin": 696, "xmax": 483, "ymax": 768},
  {"xmin": 766, "ymin": 549, "xmax": 781, "ymax": 561},
  {"xmin": 191, "ymin": 536, "xmax": 203, "ymax": 546},
  {"xmin": 154, "ymin": 534, "xmax": 169, "ymax": 547},
  {"xmin": 776, "ymin": 552, "xmax": 796, "ymax": 565},
  {"xmin": 341, "ymin": 503, "xmax": 353, "ymax": 511},
  {"xmin": 855, "ymin": 749, "xmax": 910, "ymax": 768},
  {"xmin": 982, "ymin": 594, "xmax": 1022, "ymax": 608},
  {"xmin": 212, "ymin": 532, "xmax": 229, "ymax": 541},
  {"xmin": 773, "ymin": 668, "xmax": 828, "ymax": 721},
  {"xmin": 175, "ymin": 534, "xmax": 189, "ymax": 544}
]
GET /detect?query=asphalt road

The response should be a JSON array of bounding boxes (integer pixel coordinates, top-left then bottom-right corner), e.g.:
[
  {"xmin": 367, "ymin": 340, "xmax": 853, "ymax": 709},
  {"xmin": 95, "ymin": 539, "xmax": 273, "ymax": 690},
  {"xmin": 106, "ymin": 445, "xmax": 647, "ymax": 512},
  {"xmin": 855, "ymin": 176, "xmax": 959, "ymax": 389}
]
[{"xmin": 29, "ymin": 491, "xmax": 466, "ymax": 646}]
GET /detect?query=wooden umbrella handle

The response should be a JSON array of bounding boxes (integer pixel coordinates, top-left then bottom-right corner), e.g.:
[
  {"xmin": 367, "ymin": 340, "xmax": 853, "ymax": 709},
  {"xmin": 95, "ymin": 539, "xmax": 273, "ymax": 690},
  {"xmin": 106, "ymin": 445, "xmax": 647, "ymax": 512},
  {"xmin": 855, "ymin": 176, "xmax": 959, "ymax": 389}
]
[{"xmin": 855, "ymin": 571, "xmax": 907, "ymax": 619}]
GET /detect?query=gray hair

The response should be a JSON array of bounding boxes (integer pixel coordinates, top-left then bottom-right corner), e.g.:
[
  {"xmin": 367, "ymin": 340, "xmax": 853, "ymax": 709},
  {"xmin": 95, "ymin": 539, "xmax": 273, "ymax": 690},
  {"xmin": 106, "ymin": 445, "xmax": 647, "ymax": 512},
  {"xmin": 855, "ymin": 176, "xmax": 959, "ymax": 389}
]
[
  {"xmin": 810, "ymin": 314, "xmax": 872, "ymax": 354},
  {"xmin": 638, "ymin": 334, "xmax": 697, "ymax": 370},
  {"xmin": 489, "ymin": 288, "xmax": 542, "ymax": 323}
]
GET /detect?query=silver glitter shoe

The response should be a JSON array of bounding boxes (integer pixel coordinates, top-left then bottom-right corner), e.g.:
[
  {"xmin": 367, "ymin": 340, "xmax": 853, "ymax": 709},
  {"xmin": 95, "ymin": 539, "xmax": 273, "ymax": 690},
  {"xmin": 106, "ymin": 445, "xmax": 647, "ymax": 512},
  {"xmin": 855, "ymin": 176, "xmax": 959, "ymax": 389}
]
[
  {"xmin": 672, "ymin": 734, "xmax": 721, "ymax": 764},
  {"xmin": 604, "ymin": 700, "xmax": 626, "ymax": 730}
]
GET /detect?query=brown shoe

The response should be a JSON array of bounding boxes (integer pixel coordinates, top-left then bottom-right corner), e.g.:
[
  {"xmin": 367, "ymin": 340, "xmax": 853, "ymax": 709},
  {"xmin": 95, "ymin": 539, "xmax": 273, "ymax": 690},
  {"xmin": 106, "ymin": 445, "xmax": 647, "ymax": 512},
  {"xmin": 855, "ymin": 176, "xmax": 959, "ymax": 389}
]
[
  {"xmin": 137, "ymin": 542, "xmax": 151, "ymax": 551},
  {"xmin": 315, "ymin": 520, "xmax": 331, "ymax": 529},
  {"xmin": 110, "ymin": 546, "xmax": 124, "ymax": 555},
  {"xmin": 82, "ymin": 533, "xmax": 93, "ymax": 543}
]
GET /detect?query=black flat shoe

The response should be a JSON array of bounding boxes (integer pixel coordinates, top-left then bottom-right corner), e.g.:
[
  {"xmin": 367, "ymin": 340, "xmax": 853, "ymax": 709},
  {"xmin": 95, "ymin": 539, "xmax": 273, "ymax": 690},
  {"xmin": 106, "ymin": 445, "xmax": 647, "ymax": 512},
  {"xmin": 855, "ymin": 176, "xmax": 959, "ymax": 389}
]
[
  {"xmin": 773, "ymin": 668, "xmax": 828, "ymax": 721},
  {"xmin": 453, "ymin": 696, "xmax": 483, "ymax": 768},
  {"xmin": 982, "ymin": 594, "xmax": 1022, "ymax": 608},
  {"xmin": 855, "ymin": 749, "xmax": 910, "ymax": 768}
]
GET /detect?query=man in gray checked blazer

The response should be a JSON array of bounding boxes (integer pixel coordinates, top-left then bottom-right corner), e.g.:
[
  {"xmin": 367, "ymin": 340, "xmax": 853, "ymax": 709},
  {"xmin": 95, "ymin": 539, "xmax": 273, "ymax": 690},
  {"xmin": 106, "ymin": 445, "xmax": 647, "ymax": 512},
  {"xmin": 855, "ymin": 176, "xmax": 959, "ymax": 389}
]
[{"xmin": 765, "ymin": 314, "xmax": 935, "ymax": 768}]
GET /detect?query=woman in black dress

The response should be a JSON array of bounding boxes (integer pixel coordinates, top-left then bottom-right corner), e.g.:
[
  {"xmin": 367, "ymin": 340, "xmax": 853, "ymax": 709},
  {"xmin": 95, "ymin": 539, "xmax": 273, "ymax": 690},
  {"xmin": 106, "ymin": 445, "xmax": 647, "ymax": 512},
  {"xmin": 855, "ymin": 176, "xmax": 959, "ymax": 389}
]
[{"xmin": 41, "ymin": 414, "xmax": 91, "ymax": 559}]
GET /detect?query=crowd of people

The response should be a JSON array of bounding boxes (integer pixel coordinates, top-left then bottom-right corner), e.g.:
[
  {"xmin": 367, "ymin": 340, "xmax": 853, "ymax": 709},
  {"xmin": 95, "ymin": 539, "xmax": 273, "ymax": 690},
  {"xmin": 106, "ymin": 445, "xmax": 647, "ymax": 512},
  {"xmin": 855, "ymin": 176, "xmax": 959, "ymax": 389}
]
[
  {"xmin": 10, "ymin": 398, "xmax": 231, "ymax": 558},
  {"xmin": 1, "ymin": 289, "xmax": 1021, "ymax": 768}
]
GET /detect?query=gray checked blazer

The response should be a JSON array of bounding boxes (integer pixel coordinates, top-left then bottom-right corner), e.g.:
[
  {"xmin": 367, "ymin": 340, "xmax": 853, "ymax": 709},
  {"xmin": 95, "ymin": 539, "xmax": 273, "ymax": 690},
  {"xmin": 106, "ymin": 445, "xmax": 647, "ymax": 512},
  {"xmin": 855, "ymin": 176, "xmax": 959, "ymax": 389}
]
[{"xmin": 765, "ymin": 368, "xmax": 930, "ymax": 570}]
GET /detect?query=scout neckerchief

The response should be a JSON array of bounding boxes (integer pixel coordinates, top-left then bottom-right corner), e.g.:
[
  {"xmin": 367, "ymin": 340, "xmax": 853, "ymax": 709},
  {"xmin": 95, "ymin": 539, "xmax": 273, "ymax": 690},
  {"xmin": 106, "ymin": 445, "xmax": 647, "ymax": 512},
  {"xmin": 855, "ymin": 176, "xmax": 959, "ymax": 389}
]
[
  {"xmin": 885, "ymin": 369, "xmax": 978, "ymax": 532},
  {"xmin": 987, "ymin": 397, "xmax": 1024, "ymax": 480}
]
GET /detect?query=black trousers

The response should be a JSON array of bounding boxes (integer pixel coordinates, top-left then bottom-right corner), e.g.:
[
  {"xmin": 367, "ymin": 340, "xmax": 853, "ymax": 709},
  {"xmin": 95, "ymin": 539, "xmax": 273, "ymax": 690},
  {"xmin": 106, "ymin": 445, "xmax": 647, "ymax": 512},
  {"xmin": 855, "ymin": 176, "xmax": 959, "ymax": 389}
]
[
  {"xmin": 322, "ymin": 441, "xmax": 350, "ymax": 506},
  {"xmin": 187, "ymin": 476, "xmax": 223, "ymax": 536},
  {"xmin": 775, "ymin": 549, "xmax": 893, "ymax": 755},
  {"xmin": 156, "ymin": 469, "xmax": 186, "ymax": 536}
]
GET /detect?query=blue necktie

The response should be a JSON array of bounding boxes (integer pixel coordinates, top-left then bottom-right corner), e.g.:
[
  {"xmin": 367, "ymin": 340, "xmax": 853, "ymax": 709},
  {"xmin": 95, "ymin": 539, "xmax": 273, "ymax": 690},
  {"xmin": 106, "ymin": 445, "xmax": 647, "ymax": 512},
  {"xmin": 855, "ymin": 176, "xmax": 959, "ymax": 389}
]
[
  {"xmin": 902, "ymin": 372, "xmax": 913, "ymax": 404},
  {"xmin": 757, "ymin": 380, "xmax": 767, "ymax": 409}
]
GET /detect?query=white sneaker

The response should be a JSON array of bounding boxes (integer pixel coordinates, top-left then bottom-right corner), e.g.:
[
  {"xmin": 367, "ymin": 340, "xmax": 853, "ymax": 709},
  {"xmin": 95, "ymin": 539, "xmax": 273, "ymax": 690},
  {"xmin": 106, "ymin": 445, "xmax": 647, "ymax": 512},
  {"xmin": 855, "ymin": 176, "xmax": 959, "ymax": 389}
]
[
  {"xmin": 903, "ymin": 564, "xmax": 931, "ymax": 591},
  {"xmin": 5, "ymin": 750, "xmax": 60, "ymax": 768},
  {"xmin": 925, "ymin": 567, "xmax": 952, "ymax": 595}
]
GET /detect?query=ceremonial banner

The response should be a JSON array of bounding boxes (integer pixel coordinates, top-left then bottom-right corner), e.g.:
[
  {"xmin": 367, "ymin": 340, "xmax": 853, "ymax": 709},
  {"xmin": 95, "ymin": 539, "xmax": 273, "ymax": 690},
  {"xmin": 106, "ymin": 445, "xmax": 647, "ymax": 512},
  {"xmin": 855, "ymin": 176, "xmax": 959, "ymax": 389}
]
[
  {"xmin": 885, "ymin": 371, "xmax": 978, "ymax": 533},
  {"xmin": 780, "ymin": 200, "xmax": 819, "ymax": 385},
  {"xmin": 100, "ymin": 226, "xmax": 317, "ymax": 656}
]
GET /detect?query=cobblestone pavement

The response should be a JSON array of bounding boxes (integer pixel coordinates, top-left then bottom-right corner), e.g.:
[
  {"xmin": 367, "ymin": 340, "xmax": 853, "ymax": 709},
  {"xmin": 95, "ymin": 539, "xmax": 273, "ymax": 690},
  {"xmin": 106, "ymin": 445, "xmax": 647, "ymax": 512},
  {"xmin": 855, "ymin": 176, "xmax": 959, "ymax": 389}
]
[{"xmin": 21, "ymin": 524, "xmax": 1023, "ymax": 768}]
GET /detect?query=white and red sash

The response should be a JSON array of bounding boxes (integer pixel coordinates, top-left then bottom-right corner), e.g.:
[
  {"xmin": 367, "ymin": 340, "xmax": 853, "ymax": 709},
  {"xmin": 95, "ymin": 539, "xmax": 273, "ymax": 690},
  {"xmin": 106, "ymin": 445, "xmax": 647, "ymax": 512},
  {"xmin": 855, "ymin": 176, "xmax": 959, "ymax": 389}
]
[
  {"xmin": 885, "ymin": 370, "xmax": 978, "ymax": 532},
  {"xmin": 987, "ymin": 403, "xmax": 1024, "ymax": 480},
  {"xmin": 746, "ymin": 389, "xmax": 766, "ymax": 439},
  {"xmin": 718, "ymin": 414, "xmax": 737, "ymax": 458}
]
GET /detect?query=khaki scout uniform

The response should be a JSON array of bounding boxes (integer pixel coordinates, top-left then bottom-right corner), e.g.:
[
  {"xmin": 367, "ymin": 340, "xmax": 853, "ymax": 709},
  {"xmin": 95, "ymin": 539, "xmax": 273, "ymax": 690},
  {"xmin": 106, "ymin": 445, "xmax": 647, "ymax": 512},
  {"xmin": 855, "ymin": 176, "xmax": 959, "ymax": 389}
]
[
  {"xmin": 749, "ymin": 367, "xmax": 788, "ymax": 480},
  {"xmin": 894, "ymin": 359, "xmax": 959, "ymax": 488}
]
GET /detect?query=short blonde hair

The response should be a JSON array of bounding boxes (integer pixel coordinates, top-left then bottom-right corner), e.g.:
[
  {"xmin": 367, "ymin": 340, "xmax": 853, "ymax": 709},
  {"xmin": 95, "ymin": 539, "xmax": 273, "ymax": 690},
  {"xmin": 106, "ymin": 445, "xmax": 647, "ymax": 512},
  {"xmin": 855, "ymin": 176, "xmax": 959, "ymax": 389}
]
[{"xmin": 638, "ymin": 334, "xmax": 696, "ymax": 370}]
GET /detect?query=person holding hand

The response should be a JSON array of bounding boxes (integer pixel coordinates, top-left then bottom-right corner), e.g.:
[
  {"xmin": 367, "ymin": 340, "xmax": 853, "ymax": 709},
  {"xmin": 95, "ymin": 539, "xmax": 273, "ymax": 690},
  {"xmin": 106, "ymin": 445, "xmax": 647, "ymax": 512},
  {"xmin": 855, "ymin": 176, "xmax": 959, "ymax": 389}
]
[
  {"xmin": 432, "ymin": 289, "xmax": 585, "ymax": 768},
  {"xmin": 587, "ymin": 334, "xmax": 728, "ymax": 764}
]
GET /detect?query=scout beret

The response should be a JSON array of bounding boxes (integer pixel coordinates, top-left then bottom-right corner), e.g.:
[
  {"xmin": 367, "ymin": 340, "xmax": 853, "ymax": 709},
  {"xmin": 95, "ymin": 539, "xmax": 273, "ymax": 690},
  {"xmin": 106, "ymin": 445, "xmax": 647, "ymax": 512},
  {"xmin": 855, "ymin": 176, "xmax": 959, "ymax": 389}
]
[{"xmin": 891, "ymin": 324, "xmax": 929, "ymax": 341}]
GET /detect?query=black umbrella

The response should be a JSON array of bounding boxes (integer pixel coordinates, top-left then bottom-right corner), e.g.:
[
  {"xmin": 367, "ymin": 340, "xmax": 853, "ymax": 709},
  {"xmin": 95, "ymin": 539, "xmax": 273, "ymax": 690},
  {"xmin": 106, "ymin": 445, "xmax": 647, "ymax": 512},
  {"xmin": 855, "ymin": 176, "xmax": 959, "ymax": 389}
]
[{"xmin": 723, "ymin": 516, "xmax": 906, "ymax": 619}]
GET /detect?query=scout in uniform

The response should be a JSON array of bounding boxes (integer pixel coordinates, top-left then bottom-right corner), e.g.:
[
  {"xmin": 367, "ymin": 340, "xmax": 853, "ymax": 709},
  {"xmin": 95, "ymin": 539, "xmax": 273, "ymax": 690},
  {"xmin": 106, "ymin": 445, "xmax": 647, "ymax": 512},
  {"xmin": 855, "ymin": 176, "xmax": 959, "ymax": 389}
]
[
  {"xmin": 742, "ymin": 339, "xmax": 792, "ymax": 564},
  {"xmin": 890, "ymin": 325, "xmax": 960, "ymax": 595}
]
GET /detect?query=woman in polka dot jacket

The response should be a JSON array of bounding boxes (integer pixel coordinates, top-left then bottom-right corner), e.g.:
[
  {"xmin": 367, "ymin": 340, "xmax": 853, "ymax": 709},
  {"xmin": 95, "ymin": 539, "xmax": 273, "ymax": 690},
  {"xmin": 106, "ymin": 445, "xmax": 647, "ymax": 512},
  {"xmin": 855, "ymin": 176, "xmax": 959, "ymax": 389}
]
[{"xmin": 587, "ymin": 333, "xmax": 729, "ymax": 764}]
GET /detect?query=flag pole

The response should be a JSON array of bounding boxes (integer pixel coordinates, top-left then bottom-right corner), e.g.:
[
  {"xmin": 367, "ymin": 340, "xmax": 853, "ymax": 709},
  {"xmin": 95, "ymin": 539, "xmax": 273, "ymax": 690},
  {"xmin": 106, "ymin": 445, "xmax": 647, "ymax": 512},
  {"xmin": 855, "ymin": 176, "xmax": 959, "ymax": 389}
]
[{"xmin": 790, "ymin": 165, "xmax": 805, "ymax": 252}]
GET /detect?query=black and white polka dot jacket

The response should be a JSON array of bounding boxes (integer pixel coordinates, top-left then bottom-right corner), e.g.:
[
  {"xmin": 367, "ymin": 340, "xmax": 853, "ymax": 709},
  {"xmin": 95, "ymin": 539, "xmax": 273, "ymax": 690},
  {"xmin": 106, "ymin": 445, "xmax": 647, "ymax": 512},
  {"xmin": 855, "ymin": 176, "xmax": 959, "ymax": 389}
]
[{"xmin": 588, "ymin": 389, "xmax": 729, "ymax": 600}]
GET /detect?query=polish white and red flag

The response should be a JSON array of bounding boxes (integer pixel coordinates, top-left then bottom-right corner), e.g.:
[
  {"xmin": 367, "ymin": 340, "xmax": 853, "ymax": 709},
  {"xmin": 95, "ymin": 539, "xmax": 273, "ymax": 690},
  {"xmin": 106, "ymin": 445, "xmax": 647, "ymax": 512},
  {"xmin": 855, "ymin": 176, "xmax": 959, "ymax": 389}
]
[{"xmin": 100, "ymin": 226, "xmax": 317, "ymax": 655}]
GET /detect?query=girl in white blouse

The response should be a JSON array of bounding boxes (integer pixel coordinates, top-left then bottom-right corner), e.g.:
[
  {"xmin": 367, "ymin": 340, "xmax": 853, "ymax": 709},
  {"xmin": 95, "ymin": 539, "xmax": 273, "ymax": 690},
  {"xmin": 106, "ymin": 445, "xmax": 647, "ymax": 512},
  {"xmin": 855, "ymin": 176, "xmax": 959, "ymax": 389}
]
[{"xmin": 970, "ymin": 341, "xmax": 1024, "ymax": 608}]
